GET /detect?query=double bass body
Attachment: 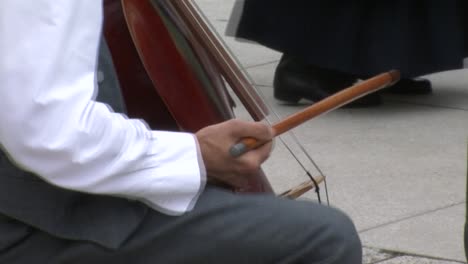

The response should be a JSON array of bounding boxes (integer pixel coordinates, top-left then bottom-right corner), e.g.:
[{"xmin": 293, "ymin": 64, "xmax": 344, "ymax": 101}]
[{"xmin": 102, "ymin": 0, "xmax": 274, "ymax": 193}]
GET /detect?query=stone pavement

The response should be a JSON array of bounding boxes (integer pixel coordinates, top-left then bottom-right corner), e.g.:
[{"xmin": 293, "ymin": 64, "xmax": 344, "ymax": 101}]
[{"xmin": 194, "ymin": 1, "xmax": 468, "ymax": 262}]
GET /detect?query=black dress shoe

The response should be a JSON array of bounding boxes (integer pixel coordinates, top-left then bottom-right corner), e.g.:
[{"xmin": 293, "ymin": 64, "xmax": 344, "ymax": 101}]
[
  {"xmin": 384, "ymin": 78, "xmax": 432, "ymax": 94},
  {"xmin": 273, "ymin": 55, "xmax": 382, "ymax": 107}
]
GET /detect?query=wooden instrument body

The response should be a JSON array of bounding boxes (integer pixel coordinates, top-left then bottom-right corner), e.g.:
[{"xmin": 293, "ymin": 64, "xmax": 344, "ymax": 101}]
[{"xmin": 103, "ymin": 0, "xmax": 274, "ymax": 193}]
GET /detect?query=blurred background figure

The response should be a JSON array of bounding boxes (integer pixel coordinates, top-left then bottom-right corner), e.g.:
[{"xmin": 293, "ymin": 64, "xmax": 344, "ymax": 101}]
[{"xmin": 227, "ymin": 0, "xmax": 468, "ymax": 107}]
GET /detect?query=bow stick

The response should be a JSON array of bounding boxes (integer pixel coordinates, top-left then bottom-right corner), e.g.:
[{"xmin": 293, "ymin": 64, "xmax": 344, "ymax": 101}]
[{"xmin": 230, "ymin": 70, "xmax": 401, "ymax": 157}]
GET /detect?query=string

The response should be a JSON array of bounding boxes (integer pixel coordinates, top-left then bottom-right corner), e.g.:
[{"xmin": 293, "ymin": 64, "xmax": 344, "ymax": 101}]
[{"xmin": 172, "ymin": 0, "xmax": 330, "ymax": 202}]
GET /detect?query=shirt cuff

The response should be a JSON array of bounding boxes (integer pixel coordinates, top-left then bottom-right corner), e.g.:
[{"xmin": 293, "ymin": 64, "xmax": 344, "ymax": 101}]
[{"xmin": 133, "ymin": 131, "xmax": 207, "ymax": 215}]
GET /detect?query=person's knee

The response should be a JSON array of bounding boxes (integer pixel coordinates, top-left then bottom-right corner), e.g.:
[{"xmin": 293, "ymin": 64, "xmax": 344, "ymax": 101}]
[
  {"xmin": 227, "ymin": 196, "xmax": 362, "ymax": 263},
  {"xmin": 285, "ymin": 202, "xmax": 361, "ymax": 263},
  {"xmin": 319, "ymin": 207, "xmax": 362, "ymax": 263}
]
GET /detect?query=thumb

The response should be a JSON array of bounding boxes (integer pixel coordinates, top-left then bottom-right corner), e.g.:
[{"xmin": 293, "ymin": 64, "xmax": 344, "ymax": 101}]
[{"xmin": 229, "ymin": 120, "xmax": 274, "ymax": 142}]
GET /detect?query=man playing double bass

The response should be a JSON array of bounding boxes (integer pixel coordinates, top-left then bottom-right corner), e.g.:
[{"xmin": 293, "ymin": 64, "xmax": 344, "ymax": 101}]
[{"xmin": 0, "ymin": 1, "xmax": 361, "ymax": 263}]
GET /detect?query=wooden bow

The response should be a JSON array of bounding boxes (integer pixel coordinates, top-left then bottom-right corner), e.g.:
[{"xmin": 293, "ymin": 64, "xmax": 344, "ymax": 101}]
[{"xmin": 230, "ymin": 70, "xmax": 400, "ymax": 157}]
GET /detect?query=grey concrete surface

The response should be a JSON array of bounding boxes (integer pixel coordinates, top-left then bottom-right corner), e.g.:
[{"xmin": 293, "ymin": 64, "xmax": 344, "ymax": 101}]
[
  {"xmin": 361, "ymin": 204, "xmax": 465, "ymax": 261},
  {"xmin": 194, "ymin": 0, "xmax": 468, "ymax": 262},
  {"xmin": 377, "ymin": 256, "xmax": 462, "ymax": 264}
]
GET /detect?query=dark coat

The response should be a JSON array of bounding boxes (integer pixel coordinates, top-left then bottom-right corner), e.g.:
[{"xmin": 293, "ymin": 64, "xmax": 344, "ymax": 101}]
[{"xmin": 233, "ymin": 0, "xmax": 468, "ymax": 77}]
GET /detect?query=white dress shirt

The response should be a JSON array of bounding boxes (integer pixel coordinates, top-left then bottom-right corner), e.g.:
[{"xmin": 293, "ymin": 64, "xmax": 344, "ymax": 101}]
[{"xmin": 0, "ymin": 0, "xmax": 206, "ymax": 215}]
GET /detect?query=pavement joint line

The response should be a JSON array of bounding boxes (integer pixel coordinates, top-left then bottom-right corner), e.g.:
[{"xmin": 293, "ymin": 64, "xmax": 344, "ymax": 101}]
[
  {"xmin": 369, "ymin": 257, "xmax": 397, "ymax": 264},
  {"xmin": 251, "ymin": 84, "xmax": 270, "ymax": 88},
  {"xmin": 242, "ymin": 89, "xmax": 468, "ymax": 112},
  {"xmin": 358, "ymin": 200, "xmax": 465, "ymax": 234},
  {"xmin": 368, "ymin": 248, "xmax": 466, "ymax": 264},
  {"xmin": 363, "ymin": 246, "xmax": 466, "ymax": 263},
  {"xmin": 368, "ymin": 255, "xmax": 400, "ymax": 264},
  {"xmin": 244, "ymin": 59, "xmax": 279, "ymax": 70},
  {"xmin": 384, "ymin": 98, "xmax": 468, "ymax": 112},
  {"xmin": 363, "ymin": 246, "xmax": 401, "ymax": 263},
  {"xmin": 246, "ymin": 80, "xmax": 468, "ymax": 112}
]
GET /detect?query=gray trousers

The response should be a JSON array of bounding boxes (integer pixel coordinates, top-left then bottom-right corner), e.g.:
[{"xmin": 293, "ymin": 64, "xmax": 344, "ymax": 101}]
[{"xmin": 0, "ymin": 186, "xmax": 361, "ymax": 264}]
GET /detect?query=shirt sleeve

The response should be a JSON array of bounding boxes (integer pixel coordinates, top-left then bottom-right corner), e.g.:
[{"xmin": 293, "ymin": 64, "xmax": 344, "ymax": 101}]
[{"xmin": 0, "ymin": 1, "xmax": 206, "ymax": 215}]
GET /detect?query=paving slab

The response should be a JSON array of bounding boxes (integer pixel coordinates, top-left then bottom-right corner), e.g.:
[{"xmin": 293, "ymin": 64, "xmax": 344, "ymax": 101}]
[
  {"xmin": 361, "ymin": 204, "xmax": 466, "ymax": 262},
  {"xmin": 387, "ymin": 70, "xmax": 468, "ymax": 111}
]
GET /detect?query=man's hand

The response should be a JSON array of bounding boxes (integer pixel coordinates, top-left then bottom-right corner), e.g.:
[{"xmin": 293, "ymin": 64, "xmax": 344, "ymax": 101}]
[{"xmin": 195, "ymin": 119, "xmax": 273, "ymax": 188}]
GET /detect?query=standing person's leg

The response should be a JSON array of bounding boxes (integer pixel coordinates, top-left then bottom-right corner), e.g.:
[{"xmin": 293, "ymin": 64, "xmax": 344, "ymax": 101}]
[
  {"xmin": 1, "ymin": 186, "xmax": 361, "ymax": 264},
  {"xmin": 234, "ymin": 0, "xmax": 436, "ymax": 104}
]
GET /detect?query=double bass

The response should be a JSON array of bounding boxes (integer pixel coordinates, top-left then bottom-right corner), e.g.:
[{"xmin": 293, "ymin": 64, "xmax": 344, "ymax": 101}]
[{"xmin": 102, "ymin": 0, "xmax": 399, "ymax": 199}]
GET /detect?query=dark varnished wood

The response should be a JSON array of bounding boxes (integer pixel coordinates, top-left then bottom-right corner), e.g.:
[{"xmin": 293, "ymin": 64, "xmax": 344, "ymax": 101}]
[{"xmin": 103, "ymin": 0, "xmax": 273, "ymax": 193}]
